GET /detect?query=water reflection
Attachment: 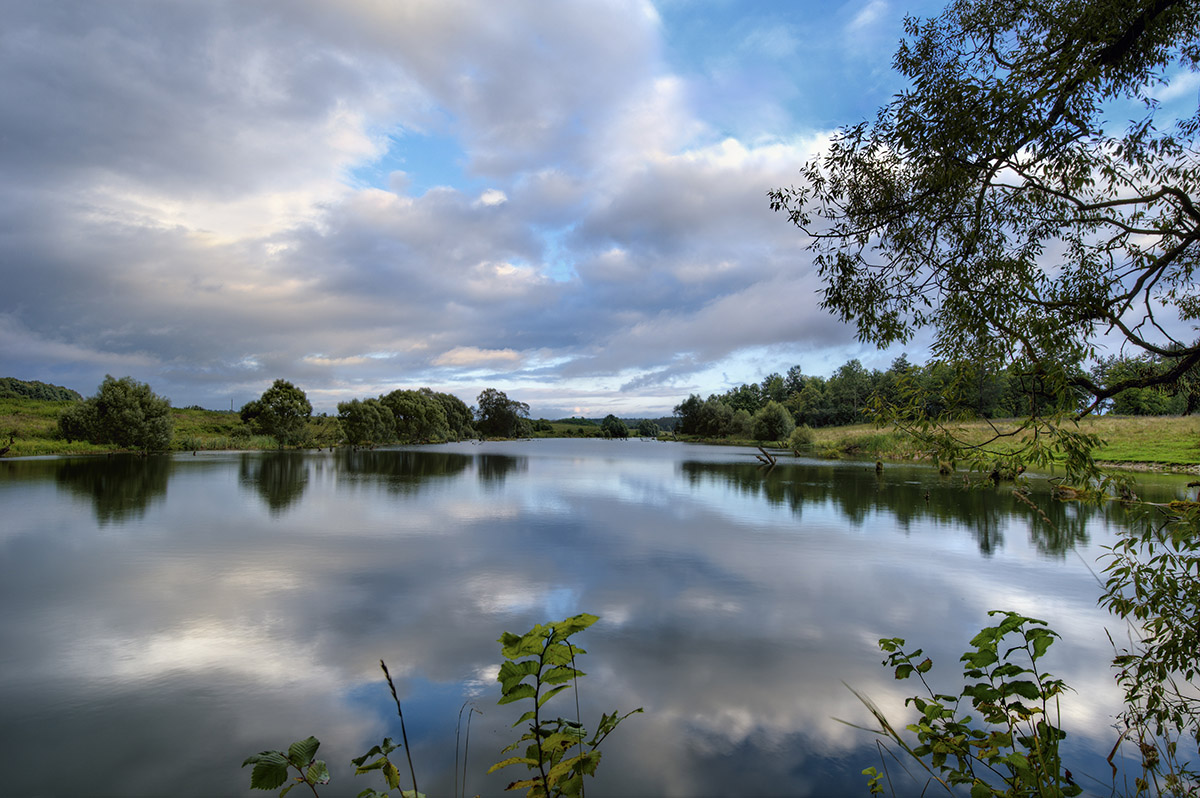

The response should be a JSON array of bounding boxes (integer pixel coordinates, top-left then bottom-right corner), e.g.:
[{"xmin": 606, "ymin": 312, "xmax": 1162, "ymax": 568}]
[
  {"xmin": 0, "ymin": 441, "xmax": 1185, "ymax": 796},
  {"xmin": 477, "ymin": 453, "xmax": 527, "ymax": 486},
  {"xmin": 240, "ymin": 452, "xmax": 309, "ymax": 515},
  {"xmin": 339, "ymin": 448, "xmax": 473, "ymax": 491},
  {"xmin": 54, "ymin": 454, "xmax": 171, "ymax": 524},
  {"xmin": 679, "ymin": 459, "xmax": 1092, "ymax": 556}
]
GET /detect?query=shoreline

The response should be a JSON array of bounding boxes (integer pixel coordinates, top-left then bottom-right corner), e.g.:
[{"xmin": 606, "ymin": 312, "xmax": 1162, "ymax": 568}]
[{"xmin": 3, "ymin": 443, "xmax": 1197, "ymax": 477}]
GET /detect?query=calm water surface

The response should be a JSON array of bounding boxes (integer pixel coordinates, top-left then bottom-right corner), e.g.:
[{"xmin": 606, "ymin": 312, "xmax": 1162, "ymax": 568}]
[{"xmin": 0, "ymin": 439, "xmax": 1191, "ymax": 797}]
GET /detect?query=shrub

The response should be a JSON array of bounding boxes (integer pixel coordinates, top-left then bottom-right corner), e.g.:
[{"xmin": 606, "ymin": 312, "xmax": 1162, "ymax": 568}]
[
  {"xmin": 787, "ymin": 424, "xmax": 815, "ymax": 449},
  {"xmin": 57, "ymin": 375, "xmax": 173, "ymax": 452}
]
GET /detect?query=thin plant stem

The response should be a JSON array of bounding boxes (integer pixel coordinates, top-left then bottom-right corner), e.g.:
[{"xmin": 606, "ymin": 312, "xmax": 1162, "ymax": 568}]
[
  {"xmin": 463, "ymin": 705, "xmax": 478, "ymax": 798},
  {"xmin": 380, "ymin": 659, "xmax": 419, "ymax": 797},
  {"xmin": 455, "ymin": 701, "xmax": 466, "ymax": 798},
  {"xmin": 569, "ymin": 641, "xmax": 585, "ymax": 798}
]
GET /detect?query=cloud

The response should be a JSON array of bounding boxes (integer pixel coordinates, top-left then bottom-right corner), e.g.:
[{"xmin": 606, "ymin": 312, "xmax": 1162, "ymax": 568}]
[
  {"xmin": 0, "ymin": 0, "xmax": 916, "ymax": 414},
  {"xmin": 432, "ymin": 347, "xmax": 523, "ymax": 368},
  {"xmin": 847, "ymin": 0, "xmax": 889, "ymax": 33}
]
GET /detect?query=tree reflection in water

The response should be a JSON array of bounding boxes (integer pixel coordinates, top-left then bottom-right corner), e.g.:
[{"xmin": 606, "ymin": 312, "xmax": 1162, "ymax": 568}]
[
  {"xmin": 55, "ymin": 454, "xmax": 171, "ymax": 525},
  {"xmin": 678, "ymin": 460, "xmax": 1092, "ymax": 557},
  {"xmin": 240, "ymin": 452, "xmax": 309, "ymax": 515}
]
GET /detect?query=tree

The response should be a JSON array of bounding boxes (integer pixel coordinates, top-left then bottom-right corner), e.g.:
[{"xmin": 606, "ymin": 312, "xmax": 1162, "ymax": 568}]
[
  {"xmin": 770, "ymin": 0, "xmax": 1200, "ymax": 478},
  {"xmin": 784, "ymin": 365, "xmax": 806, "ymax": 396},
  {"xmin": 380, "ymin": 389, "xmax": 447, "ymax": 441},
  {"xmin": 673, "ymin": 394, "xmax": 704, "ymax": 434},
  {"xmin": 337, "ymin": 398, "xmax": 395, "ymax": 446},
  {"xmin": 242, "ymin": 379, "xmax": 312, "ymax": 446},
  {"xmin": 723, "ymin": 383, "xmax": 763, "ymax": 414},
  {"xmin": 0, "ymin": 377, "xmax": 82, "ymax": 401},
  {"xmin": 474, "ymin": 388, "xmax": 530, "ymax": 438},
  {"xmin": 57, "ymin": 375, "xmax": 173, "ymax": 452},
  {"xmin": 1093, "ymin": 353, "xmax": 1187, "ymax": 415},
  {"xmin": 425, "ymin": 389, "xmax": 475, "ymax": 439},
  {"xmin": 761, "ymin": 373, "xmax": 788, "ymax": 403},
  {"xmin": 752, "ymin": 400, "xmax": 796, "ymax": 442},
  {"xmin": 635, "ymin": 419, "xmax": 660, "ymax": 437},
  {"xmin": 601, "ymin": 414, "xmax": 629, "ymax": 438}
]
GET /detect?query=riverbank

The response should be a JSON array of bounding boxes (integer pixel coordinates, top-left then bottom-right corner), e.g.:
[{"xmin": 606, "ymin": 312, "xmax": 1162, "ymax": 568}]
[
  {"xmin": 1, "ymin": 397, "xmax": 1197, "ymax": 472},
  {"xmin": 679, "ymin": 415, "xmax": 1200, "ymax": 475}
]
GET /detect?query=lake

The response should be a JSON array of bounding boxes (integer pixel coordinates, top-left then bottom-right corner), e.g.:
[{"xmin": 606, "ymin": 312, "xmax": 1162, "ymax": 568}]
[{"xmin": 0, "ymin": 439, "xmax": 1191, "ymax": 796}]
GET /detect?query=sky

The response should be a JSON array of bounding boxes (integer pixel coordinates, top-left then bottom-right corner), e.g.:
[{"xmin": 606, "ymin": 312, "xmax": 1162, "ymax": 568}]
[{"xmin": 0, "ymin": 0, "xmax": 1005, "ymax": 417}]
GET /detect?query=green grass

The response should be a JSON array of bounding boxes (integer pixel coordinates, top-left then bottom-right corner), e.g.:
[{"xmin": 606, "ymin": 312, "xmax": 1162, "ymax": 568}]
[
  {"xmin": 2, "ymin": 398, "xmax": 1197, "ymax": 467},
  {"xmin": 801, "ymin": 416, "xmax": 1200, "ymax": 469},
  {"xmin": 0, "ymin": 399, "xmax": 329, "ymax": 456},
  {"xmin": 1087, "ymin": 415, "xmax": 1200, "ymax": 465}
]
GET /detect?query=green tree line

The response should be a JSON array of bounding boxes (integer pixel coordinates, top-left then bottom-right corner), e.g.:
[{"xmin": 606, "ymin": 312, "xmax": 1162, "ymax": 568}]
[
  {"xmin": 0, "ymin": 377, "xmax": 82, "ymax": 401},
  {"xmin": 675, "ymin": 350, "xmax": 1200, "ymax": 441},
  {"xmin": 45, "ymin": 376, "xmax": 543, "ymax": 451}
]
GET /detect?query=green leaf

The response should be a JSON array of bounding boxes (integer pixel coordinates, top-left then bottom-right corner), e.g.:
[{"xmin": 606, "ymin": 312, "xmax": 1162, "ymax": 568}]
[
  {"xmin": 354, "ymin": 758, "xmax": 385, "ymax": 774},
  {"xmin": 1028, "ymin": 630, "xmax": 1055, "ymax": 660},
  {"xmin": 384, "ymin": 760, "xmax": 400, "ymax": 790},
  {"xmin": 538, "ymin": 684, "xmax": 571, "ymax": 707},
  {"xmin": 542, "ymin": 665, "xmax": 581, "ymax": 685},
  {"xmin": 243, "ymin": 751, "xmax": 289, "ymax": 791},
  {"xmin": 488, "ymin": 755, "xmax": 538, "ymax": 774},
  {"xmin": 969, "ymin": 780, "xmax": 995, "ymax": 798},
  {"xmin": 305, "ymin": 760, "xmax": 330, "ymax": 785},
  {"xmin": 288, "ymin": 736, "xmax": 320, "ymax": 766},
  {"xmin": 1004, "ymin": 680, "xmax": 1042, "ymax": 701},
  {"xmin": 498, "ymin": 683, "xmax": 538, "ymax": 705},
  {"xmin": 498, "ymin": 659, "xmax": 540, "ymax": 692},
  {"xmin": 352, "ymin": 746, "xmax": 382, "ymax": 767}
]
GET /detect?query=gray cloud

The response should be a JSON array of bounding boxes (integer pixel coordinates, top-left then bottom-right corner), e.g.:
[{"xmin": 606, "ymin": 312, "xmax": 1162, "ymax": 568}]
[{"xmin": 0, "ymin": 0, "xmax": 896, "ymax": 414}]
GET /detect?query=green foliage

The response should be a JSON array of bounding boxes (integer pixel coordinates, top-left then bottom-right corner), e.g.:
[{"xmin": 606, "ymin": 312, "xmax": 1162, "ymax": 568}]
[
  {"xmin": 428, "ymin": 389, "xmax": 476, "ymax": 440},
  {"xmin": 635, "ymin": 419, "xmax": 659, "ymax": 437},
  {"xmin": 752, "ymin": 400, "xmax": 795, "ymax": 442},
  {"xmin": 475, "ymin": 388, "xmax": 531, "ymax": 438},
  {"xmin": 600, "ymin": 414, "xmax": 628, "ymax": 439},
  {"xmin": 0, "ymin": 377, "xmax": 81, "ymax": 401},
  {"xmin": 787, "ymin": 424, "xmax": 815, "ymax": 449},
  {"xmin": 351, "ymin": 736, "xmax": 426, "ymax": 798},
  {"xmin": 380, "ymin": 389, "xmax": 448, "ymax": 442},
  {"xmin": 489, "ymin": 613, "xmax": 641, "ymax": 797},
  {"xmin": 56, "ymin": 375, "xmax": 173, "ymax": 452},
  {"xmin": 855, "ymin": 611, "xmax": 1080, "ymax": 797},
  {"xmin": 1094, "ymin": 354, "xmax": 1194, "ymax": 416},
  {"xmin": 769, "ymin": 0, "xmax": 1200, "ymax": 482},
  {"xmin": 242, "ymin": 615, "xmax": 631, "ymax": 798},
  {"xmin": 338, "ymin": 398, "xmax": 396, "ymax": 446},
  {"xmin": 242, "ymin": 736, "xmax": 330, "ymax": 797},
  {"xmin": 1100, "ymin": 501, "xmax": 1200, "ymax": 796},
  {"xmin": 728, "ymin": 408, "xmax": 754, "ymax": 438},
  {"xmin": 242, "ymin": 380, "xmax": 313, "ymax": 447}
]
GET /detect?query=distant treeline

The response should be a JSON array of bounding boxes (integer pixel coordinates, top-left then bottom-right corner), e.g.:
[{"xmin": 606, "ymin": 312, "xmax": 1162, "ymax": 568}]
[
  {"xmin": 674, "ymin": 351, "xmax": 1200, "ymax": 437},
  {"xmin": 0, "ymin": 377, "xmax": 82, "ymax": 402}
]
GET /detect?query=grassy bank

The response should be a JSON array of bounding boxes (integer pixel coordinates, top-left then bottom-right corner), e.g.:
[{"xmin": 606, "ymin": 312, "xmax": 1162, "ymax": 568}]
[
  {"xmin": 1, "ymin": 397, "xmax": 1197, "ymax": 470},
  {"xmin": 682, "ymin": 415, "xmax": 1200, "ymax": 472},
  {"xmin": 0, "ymin": 399, "xmax": 324, "ymax": 457},
  {"xmin": 809, "ymin": 418, "xmax": 1200, "ymax": 472}
]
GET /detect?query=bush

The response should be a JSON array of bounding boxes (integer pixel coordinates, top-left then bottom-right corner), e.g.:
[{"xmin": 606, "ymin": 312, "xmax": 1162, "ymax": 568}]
[
  {"xmin": 601, "ymin": 414, "xmax": 629, "ymax": 438},
  {"xmin": 752, "ymin": 400, "xmax": 795, "ymax": 442},
  {"xmin": 787, "ymin": 424, "xmax": 815, "ymax": 449},
  {"xmin": 57, "ymin": 375, "xmax": 173, "ymax": 452},
  {"xmin": 337, "ymin": 398, "xmax": 394, "ymax": 446},
  {"xmin": 241, "ymin": 380, "xmax": 312, "ymax": 447}
]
